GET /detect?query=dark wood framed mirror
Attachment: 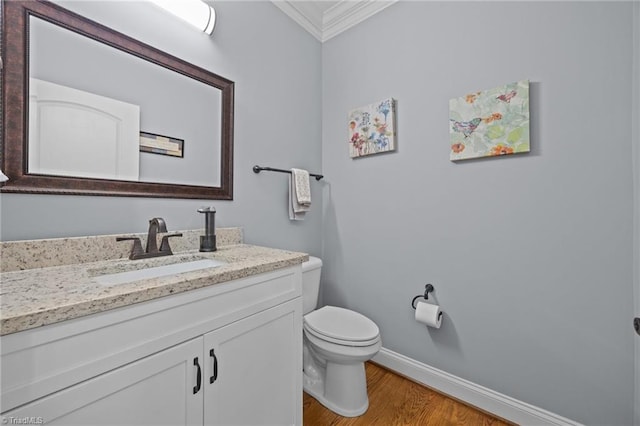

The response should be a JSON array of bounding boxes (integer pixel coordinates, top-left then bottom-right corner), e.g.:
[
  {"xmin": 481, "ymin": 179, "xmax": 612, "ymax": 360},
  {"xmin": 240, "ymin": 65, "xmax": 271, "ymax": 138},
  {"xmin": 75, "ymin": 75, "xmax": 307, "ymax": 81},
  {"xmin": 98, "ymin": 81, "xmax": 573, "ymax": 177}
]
[{"xmin": 1, "ymin": 0, "xmax": 234, "ymax": 199}]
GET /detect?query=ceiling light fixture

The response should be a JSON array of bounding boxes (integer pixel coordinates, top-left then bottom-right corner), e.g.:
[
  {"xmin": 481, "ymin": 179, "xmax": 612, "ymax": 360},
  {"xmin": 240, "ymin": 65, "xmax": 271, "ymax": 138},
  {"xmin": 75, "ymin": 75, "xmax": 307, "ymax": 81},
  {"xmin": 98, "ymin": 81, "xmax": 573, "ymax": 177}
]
[{"xmin": 150, "ymin": 0, "xmax": 216, "ymax": 35}]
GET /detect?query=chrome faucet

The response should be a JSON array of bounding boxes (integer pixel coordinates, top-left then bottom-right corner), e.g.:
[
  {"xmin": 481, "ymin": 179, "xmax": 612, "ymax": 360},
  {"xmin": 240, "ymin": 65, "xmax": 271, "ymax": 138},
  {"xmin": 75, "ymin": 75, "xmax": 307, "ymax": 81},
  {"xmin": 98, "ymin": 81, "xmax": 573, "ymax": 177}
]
[{"xmin": 117, "ymin": 217, "xmax": 183, "ymax": 260}]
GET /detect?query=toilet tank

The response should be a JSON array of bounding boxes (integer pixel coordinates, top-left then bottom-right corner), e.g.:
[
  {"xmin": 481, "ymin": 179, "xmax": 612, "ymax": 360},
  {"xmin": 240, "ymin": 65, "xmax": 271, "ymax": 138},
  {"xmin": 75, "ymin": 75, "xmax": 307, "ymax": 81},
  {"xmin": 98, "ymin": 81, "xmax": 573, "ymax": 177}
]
[{"xmin": 301, "ymin": 256, "xmax": 322, "ymax": 315}]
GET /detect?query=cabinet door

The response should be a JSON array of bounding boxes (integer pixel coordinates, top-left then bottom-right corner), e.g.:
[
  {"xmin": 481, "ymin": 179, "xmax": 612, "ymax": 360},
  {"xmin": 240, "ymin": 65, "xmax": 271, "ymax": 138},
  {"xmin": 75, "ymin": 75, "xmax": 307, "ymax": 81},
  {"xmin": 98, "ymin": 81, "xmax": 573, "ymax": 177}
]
[
  {"xmin": 3, "ymin": 338, "xmax": 204, "ymax": 426},
  {"xmin": 204, "ymin": 299, "xmax": 302, "ymax": 426}
]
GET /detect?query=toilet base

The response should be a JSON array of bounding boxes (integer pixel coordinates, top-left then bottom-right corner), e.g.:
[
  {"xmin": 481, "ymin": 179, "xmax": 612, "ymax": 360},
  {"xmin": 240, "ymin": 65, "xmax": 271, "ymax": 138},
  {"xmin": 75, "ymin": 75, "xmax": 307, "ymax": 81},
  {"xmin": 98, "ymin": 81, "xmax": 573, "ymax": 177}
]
[{"xmin": 303, "ymin": 361, "xmax": 369, "ymax": 417}]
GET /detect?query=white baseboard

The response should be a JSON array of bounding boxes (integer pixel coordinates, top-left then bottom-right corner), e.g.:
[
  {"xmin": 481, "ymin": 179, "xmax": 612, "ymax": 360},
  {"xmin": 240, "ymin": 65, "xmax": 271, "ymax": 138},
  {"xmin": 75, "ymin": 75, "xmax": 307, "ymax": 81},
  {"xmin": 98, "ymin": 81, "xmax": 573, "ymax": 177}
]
[{"xmin": 372, "ymin": 348, "xmax": 582, "ymax": 426}]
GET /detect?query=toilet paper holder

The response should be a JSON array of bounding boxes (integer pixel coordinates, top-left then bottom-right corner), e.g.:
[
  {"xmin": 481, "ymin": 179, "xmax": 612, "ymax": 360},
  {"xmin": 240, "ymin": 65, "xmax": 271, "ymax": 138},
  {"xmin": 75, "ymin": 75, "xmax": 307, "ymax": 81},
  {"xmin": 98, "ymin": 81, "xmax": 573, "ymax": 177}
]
[{"xmin": 411, "ymin": 284, "xmax": 435, "ymax": 309}]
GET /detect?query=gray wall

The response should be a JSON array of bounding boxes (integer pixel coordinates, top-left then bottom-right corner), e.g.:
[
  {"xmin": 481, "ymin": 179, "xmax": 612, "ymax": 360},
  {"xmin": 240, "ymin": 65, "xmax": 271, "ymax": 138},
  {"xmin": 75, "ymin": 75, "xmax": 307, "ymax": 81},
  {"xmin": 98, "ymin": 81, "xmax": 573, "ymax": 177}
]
[
  {"xmin": 320, "ymin": 2, "xmax": 635, "ymax": 425},
  {"xmin": 1, "ymin": 1, "xmax": 324, "ymax": 257}
]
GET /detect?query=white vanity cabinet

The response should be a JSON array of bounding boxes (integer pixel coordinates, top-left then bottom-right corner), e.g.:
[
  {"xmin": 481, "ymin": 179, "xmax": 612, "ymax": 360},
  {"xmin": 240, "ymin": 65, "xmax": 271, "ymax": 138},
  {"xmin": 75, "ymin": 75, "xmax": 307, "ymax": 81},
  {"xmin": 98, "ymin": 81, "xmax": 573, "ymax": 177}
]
[
  {"xmin": 204, "ymin": 300, "xmax": 300, "ymax": 425},
  {"xmin": 3, "ymin": 337, "xmax": 205, "ymax": 425},
  {"xmin": 1, "ymin": 266, "xmax": 303, "ymax": 426}
]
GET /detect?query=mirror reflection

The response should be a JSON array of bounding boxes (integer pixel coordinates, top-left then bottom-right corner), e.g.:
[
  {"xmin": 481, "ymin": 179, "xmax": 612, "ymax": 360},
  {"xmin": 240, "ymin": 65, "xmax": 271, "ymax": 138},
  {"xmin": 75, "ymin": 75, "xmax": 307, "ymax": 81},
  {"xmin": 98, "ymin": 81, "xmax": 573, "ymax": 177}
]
[{"xmin": 28, "ymin": 15, "xmax": 222, "ymax": 187}]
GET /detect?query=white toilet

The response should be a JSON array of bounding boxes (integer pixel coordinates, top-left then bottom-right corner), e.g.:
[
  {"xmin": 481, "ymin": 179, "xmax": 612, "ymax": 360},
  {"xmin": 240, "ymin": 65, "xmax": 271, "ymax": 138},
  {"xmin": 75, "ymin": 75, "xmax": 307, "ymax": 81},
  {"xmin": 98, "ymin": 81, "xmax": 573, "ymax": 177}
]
[{"xmin": 301, "ymin": 256, "xmax": 382, "ymax": 417}]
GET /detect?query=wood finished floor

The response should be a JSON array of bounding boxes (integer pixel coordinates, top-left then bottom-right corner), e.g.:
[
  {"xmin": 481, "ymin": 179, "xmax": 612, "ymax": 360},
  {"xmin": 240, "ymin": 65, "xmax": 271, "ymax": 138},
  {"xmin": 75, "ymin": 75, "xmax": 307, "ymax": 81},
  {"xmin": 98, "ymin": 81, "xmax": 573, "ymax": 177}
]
[{"xmin": 303, "ymin": 362, "xmax": 514, "ymax": 426}]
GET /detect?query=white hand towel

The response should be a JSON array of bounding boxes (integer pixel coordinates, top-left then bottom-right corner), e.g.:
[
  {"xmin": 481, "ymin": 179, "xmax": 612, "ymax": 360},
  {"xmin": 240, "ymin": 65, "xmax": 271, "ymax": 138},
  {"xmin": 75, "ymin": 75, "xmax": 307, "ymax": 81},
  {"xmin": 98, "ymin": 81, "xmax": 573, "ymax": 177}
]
[
  {"xmin": 0, "ymin": 168, "xmax": 8, "ymax": 182},
  {"xmin": 291, "ymin": 168, "xmax": 311, "ymax": 206},
  {"xmin": 289, "ymin": 175, "xmax": 309, "ymax": 220}
]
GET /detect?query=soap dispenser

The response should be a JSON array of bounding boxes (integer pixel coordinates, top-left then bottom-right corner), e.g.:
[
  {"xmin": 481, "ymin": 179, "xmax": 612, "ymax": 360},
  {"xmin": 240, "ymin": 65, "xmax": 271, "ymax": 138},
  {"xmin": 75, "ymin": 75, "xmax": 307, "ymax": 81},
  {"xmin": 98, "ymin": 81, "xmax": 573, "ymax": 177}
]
[{"xmin": 198, "ymin": 207, "xmax": 216, "ymax": 252}]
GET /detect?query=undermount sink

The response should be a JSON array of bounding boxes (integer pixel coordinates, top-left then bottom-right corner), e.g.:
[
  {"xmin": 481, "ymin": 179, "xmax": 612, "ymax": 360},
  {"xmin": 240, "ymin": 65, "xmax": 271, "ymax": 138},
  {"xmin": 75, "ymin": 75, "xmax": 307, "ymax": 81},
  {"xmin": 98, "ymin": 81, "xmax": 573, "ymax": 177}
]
[{"xmin": 89, "ymin": 254, "xmax": 226, "ymax": 286}]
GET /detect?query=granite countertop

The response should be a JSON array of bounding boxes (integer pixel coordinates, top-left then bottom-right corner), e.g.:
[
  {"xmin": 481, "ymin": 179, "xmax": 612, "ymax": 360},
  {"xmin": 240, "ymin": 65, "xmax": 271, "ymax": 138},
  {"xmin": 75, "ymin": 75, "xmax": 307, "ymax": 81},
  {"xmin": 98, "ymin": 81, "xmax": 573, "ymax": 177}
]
[{"xmin": 1, "ymin": 236, "xmax": 307, "ymax": 335}]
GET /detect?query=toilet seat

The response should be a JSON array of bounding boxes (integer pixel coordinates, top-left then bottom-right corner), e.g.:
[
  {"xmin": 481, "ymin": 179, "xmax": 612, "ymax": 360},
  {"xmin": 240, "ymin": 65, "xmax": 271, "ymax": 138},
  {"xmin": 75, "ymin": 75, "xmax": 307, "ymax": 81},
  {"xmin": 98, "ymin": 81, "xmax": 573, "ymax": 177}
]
[{"xmin": 304, "ymin": 306, "xmax": 380, "ymax": 347}]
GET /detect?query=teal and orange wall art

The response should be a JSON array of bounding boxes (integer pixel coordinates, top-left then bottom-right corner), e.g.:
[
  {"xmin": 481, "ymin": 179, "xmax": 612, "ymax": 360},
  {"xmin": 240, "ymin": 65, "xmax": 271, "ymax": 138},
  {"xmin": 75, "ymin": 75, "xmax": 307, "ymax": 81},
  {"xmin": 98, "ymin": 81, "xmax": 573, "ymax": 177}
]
[{"xmin": 449, "ymin": 80, "xmax": 530, "ymax": 161}]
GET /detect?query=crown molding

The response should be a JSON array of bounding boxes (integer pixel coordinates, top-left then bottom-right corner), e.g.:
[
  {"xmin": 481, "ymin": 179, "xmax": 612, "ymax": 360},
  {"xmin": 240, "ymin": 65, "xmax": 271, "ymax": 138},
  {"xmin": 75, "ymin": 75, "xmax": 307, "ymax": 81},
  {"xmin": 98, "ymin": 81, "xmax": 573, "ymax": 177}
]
[
  {"xmin": 272, "ymin": 1, "xmax": 397, "ymax": 43},
  {"xmin": 322, "ymin": 1, "xmax": 396, "ymax": 42}
]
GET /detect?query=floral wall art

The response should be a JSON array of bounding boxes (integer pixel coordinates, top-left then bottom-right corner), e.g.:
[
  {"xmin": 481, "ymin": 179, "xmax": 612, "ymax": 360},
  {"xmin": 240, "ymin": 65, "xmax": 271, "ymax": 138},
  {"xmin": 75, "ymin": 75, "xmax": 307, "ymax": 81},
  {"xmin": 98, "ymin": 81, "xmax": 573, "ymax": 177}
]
[
  {"xmin": 449, "ymin": 80, "xmax": 530, "ymax": 161},
  {"xmin": 348, "ymin": 98, "xmax": 397, "ymax": 158}
]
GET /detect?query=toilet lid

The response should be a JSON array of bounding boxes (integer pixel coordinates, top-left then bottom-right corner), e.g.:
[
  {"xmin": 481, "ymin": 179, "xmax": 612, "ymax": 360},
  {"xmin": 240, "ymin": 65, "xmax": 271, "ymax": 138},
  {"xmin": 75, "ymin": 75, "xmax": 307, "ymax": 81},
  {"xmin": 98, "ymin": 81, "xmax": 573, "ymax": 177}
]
[{"xmin": 304, "ymin": 306, "xmax": 379, "ymax": 344}]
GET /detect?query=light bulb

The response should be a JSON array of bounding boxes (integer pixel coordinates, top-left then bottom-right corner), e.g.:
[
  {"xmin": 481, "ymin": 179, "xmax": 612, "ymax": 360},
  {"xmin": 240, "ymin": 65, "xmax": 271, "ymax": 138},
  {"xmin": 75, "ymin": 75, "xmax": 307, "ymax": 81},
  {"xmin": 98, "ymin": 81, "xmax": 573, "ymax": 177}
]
[{"xmin": 150, "ymin": 0, "xmax": 216, "ymax": 35}]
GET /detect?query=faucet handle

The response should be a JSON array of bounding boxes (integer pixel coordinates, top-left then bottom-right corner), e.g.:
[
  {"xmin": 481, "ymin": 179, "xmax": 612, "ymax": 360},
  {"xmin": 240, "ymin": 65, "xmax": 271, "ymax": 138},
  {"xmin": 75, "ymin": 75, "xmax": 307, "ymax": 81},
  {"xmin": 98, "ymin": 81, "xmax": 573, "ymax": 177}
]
[
  {"xmin": 159, "ymin": 233, "xmax": 183, "ymax": 254},
  {"xmin": 116, "ymin": 237, "xmax": 144, "ymax": 260}
]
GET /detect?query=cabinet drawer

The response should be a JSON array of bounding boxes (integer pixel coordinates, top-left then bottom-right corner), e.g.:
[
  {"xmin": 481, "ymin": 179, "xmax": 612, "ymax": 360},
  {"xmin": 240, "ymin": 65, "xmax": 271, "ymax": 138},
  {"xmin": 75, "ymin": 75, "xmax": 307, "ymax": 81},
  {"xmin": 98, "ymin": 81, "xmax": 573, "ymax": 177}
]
[{"xmin": 1, "ymin": 265, "xmax": 301, "ymax": 412}]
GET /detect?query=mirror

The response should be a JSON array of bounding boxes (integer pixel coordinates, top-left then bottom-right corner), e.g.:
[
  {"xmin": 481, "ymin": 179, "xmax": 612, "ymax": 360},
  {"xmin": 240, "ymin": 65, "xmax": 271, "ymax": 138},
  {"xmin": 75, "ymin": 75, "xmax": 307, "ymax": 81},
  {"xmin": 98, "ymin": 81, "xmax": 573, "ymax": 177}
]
[{"xmin": 1, "ymin": 0, "xmax": 234, "ymax": 199}]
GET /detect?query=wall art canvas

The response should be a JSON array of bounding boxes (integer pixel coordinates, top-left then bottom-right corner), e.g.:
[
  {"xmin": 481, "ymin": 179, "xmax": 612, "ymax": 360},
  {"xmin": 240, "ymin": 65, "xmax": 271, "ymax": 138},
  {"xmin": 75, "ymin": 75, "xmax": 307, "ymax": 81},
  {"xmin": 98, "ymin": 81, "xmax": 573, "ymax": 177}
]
[
  {"xmin": 348, "ymin": 98, "xmax": 396, "ymax": 158},
  {"xmin": 449, "ymin": 80, "xmax": 530, "ymax": 161}
]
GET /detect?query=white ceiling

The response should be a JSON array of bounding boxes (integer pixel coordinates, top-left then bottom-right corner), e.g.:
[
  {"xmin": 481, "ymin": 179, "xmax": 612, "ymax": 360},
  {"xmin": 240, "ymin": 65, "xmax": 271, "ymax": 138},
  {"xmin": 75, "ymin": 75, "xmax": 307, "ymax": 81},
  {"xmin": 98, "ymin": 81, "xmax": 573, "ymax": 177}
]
[{"xmin": 271, "ymin": 1, "xmax": 397, "ymax": 42}]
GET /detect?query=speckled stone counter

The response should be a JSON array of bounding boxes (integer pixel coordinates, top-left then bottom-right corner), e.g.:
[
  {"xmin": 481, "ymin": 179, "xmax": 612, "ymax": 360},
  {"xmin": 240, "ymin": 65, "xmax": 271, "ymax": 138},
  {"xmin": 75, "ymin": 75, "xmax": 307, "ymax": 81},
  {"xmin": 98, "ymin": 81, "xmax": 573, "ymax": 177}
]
[
  {"xmin": 1, "ymin": 227, "xmax": 244, "ymax": 272},
  {"xmin": 0, "ymin": 229, "xmax": 307, "ymax": 335}
]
